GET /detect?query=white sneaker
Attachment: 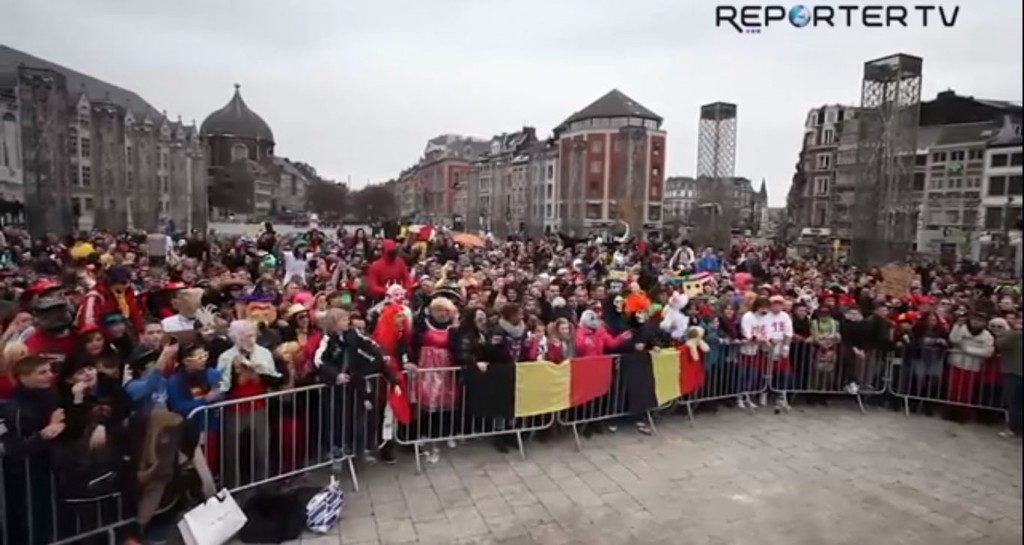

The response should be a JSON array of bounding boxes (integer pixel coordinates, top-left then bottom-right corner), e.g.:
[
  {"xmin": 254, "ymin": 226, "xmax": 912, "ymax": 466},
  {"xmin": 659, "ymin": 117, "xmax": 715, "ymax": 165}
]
[
  {"xmin": 759, "ymin": 392, "xmax": 769, "ymax": 407},
  {"xmin": 606, "ymin": 424, "xmax": 618, "ymax": 433},
  {"xmin": 737, "ymin": 397, "xmax": 748, "ymax": 409},
  {"xmin": 845, "ymin": 382, "xmax": 860, "ymax": 395},
  {"xmin": 998, "ymin": 430, "xmax": 1019, "ymax": 439},
  {"xmin": 746, "ymin": 394, "xmax": 759, "ymax": 409},
  {"xmin": 446, "ymin": 440, "xmax": 458, "ymax": 449}
]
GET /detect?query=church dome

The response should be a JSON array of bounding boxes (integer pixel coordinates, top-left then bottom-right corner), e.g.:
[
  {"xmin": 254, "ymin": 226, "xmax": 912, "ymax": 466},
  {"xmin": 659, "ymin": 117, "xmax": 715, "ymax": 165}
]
[{"xmin": 201, "ymin": 84, "xmax": 275, "ymax": 142}]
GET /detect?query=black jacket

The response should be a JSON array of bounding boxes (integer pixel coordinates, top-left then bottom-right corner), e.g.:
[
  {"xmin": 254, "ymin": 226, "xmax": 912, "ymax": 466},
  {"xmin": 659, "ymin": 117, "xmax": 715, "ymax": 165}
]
[{"xmin": 313, "ymin": 329, "xmax": 391, "ymax": 399}]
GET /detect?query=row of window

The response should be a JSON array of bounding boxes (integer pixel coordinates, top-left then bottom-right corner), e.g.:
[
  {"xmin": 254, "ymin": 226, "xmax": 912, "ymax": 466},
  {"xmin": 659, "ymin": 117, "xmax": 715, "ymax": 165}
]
[{"xmin": 926, "ymin": 150, "xmax": 1023, "ymax": 167}]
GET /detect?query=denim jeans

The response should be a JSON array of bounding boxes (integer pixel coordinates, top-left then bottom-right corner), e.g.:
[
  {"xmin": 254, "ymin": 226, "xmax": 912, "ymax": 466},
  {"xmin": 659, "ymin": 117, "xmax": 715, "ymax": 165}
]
[{"xmin": 1002, "ymin": 373, "xmax": 1023, "ymax": 434}]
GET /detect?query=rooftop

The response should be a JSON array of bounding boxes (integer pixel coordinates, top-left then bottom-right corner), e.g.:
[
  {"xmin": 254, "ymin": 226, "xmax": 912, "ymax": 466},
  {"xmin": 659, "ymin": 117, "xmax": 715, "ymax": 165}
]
[
  {"xmin": 560, "ymin": 89, "xmax": 662, "ymax": 128},
  {"xmin": 0, "ymin": 44, "xmax": 160, "ymax": 117}
]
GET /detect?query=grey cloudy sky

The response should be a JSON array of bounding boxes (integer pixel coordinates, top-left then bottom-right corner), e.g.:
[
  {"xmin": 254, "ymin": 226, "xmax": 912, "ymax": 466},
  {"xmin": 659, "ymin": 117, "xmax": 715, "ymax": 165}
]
[{"xmin": 4, "ymin": 0, "xmax": 1022, "ymax": 206}]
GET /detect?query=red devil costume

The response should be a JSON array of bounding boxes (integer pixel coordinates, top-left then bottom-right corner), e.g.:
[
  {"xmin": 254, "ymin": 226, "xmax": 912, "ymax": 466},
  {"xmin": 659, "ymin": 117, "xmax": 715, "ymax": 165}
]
[{"xmin": 371, "ymin": 303, "xmax": 413, "ymax": 426}]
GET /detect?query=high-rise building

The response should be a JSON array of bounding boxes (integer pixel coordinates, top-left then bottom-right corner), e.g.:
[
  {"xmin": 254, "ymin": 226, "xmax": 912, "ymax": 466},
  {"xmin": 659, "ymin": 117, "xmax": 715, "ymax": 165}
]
[{"xmin": 696, "ymin": 102, "xmax": 737, "ymax": 179}]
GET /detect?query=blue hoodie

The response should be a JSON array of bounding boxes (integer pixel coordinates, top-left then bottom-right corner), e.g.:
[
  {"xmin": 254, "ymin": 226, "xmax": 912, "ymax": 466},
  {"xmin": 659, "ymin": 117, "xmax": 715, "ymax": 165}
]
[
  {"xmin": 167, "ymin": 367, "xmax": 224, "ymax": 433},
  {"xmin": 124, "ymin": 368, "xmax": 169, "ymax": 413}
]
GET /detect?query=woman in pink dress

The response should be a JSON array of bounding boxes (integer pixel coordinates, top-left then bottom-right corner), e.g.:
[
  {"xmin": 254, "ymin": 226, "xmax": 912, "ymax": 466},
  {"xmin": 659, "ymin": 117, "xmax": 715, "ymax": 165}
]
[{"xmin": 409, "ymin": 294, "xmax": 460, "ymax": 463}]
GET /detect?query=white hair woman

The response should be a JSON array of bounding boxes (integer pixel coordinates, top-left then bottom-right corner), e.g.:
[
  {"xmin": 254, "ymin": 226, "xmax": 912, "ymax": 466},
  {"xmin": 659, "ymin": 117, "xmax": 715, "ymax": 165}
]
[
  {"xmin": 215, "ymin": 319, "xmax": 282, "ymax": 488},
  {"xmin": 409, "ymin": 294, "xmax": 460, "ymax": 464}
]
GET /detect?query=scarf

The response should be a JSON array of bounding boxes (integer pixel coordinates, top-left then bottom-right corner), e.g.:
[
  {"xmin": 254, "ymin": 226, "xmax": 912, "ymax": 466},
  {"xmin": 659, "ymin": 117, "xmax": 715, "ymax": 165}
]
[{"xmin": 112, "ymin": 289, "xmax": 131, "ymax": 320}]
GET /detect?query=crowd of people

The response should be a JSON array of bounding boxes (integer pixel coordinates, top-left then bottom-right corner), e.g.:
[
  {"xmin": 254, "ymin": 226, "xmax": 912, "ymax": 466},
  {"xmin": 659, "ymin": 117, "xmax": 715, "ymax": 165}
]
[{"xmin": 0, "ymin": 222, "xmax": 1021, "ymax": 545}]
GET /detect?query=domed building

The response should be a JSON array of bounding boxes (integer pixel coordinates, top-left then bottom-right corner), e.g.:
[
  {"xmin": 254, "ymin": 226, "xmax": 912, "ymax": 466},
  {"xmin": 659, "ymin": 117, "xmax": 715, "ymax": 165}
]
[{"xmin": 202, "ymin": 84, "xmax": 277, "ymax": 219}]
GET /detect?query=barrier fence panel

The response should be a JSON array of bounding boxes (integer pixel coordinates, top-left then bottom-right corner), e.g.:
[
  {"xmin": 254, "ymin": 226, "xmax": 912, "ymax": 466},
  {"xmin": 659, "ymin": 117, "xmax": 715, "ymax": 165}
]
[
  {"xmin": 556, "ymin": 356, "xmax": 675, "ymax": 451},
  {"xmin": 888, "ymin": 346, "xmax": 1009, "ymax": 419},
  {"xmin": 1, "ymin": 437, "xmax": 176, "ymax": 545},
  {"xmin": 769, "ymin": 340, "xmax": 890, "ymax": 413},
  {"xmin": 675, "ymin": 341, "xmax": 771, "ymax": 423},
  {"xmin": 395, "ymin": 366, "xmax": 555, "ymax": 472}
]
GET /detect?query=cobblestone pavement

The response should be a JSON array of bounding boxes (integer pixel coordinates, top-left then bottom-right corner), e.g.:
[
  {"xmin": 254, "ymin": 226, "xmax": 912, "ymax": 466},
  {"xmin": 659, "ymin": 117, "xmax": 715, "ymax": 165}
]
[{"xmin": 274, "ymin": 404, "xmax": 1022, "ymax": 545}]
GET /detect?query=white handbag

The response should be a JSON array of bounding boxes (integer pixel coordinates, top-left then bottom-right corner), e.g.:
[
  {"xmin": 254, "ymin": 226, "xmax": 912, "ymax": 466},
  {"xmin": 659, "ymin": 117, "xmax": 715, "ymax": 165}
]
[{"xmin": 178, "ymin": 489, "xmax": 248, "ymax": 545}]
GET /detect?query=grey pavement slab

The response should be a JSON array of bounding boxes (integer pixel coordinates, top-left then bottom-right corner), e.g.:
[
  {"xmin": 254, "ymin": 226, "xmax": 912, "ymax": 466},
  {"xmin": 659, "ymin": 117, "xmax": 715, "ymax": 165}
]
[{"xmin": 236, "ymin": 404, "xmax": 1023, "ymax": 544}]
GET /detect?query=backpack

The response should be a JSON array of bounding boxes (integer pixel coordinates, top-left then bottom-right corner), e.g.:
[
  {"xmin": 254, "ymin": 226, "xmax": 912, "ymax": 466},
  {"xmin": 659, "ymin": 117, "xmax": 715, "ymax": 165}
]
[{"xmin": 136, "ymin": 408, "xmax": 184, "ymax": 486}]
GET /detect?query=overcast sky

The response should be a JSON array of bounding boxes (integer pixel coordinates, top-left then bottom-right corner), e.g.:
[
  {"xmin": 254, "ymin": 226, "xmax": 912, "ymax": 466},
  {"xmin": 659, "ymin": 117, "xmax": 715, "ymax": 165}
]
[{"xmin": 4, "ymin": 0, "xmax": 1021, "ymax": 206}]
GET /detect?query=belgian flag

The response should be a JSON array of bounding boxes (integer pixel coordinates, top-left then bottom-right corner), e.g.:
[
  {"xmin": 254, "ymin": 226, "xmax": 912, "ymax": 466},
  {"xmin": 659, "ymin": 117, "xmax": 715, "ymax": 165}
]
[{"xmin": 462, "ymin": 351, "xmax": 687, "ymax": 419}]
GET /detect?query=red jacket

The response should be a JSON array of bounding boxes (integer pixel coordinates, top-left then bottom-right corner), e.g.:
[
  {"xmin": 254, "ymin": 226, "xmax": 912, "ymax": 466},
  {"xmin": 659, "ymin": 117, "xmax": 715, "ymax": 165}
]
[{"xmin": 75, "ymin": 284, "xmax": 144, "ymax": 332}]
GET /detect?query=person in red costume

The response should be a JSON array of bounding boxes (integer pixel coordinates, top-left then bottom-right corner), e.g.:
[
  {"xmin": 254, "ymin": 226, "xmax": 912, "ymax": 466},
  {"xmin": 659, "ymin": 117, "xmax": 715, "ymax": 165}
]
[
  {"xmin": 75, "ymin": 266, "xmax": 143, "ymax": 333},
  {"xmin": 371, "ymin": 300, "xmax": 414, "ymax": 464},
  {"xmin": 367, "ymin": 240, "xmax": 410, "ymax": 301}
]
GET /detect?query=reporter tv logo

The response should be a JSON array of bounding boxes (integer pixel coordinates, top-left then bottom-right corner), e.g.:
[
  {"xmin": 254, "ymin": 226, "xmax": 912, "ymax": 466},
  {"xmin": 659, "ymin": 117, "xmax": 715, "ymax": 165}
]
[{"xmin": 716, "ymin": 4, "xmax": 960, "ymax": 34}]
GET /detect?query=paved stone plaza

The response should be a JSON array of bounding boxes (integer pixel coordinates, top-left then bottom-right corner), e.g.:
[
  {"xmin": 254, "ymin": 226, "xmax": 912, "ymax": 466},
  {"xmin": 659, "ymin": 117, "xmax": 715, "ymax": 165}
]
[{"xmin": 289, "ymin": 405, "xmax": 1022, "ymax": 545}]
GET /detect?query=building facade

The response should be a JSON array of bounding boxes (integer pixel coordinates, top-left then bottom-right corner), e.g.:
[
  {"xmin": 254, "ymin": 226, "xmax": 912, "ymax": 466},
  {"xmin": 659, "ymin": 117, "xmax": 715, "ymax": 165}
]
[
  {"xmin": 978, "ymin": 118, "xmax": 1023, "ymax": 261},
  {"xmin": 555, "ymin": 89, "xmax": 666, "ymax": 237},
  {"xmin": 466, "ymin": 128, "xmax": 537, "ymax": 237},
  {"xmin": 696, "ymin": 102, "xmax": 737, "ymax": 179},
  {"xmin": 396, "ymin": 134, "xmax": 488, "ymax": 225},
  {"xmin": 664, "ymin": 176, "xmax": 698, "ymax": 226},
  {"xmin": 0, "ymin": 45, "xmax": 207, "ymax": 234},
  {"xmin": 523, "ymin": 140, "xmax": 559, "ymax": 236},
  {"xmin": 271, "ymin": 157, "xmax": 311, "ymax": 218},
  {"xmin": 784, "ymin": 104, "xmax": 857, "ymax": 248},
  {"xmin": 785, "ymin": 89, "xmax": 1023, "ymax": 259}
]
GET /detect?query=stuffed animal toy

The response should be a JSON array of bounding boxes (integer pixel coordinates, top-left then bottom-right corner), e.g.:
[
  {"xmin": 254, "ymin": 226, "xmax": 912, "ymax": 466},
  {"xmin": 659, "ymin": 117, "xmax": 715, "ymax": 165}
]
[
  {"xmin": 679, "ymin": 325, "xmax": 710, "ymax": 396},
  {"xmin": 659, "ymin": 291, "xmax": 690, "ymax": 342}
]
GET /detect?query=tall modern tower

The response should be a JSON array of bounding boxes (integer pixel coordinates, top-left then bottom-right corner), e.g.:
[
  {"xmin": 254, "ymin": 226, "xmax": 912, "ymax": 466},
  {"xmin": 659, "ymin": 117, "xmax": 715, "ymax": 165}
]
[{"xmin": 696, "ymin": 102, "xmax": 738, "ymax": 179}]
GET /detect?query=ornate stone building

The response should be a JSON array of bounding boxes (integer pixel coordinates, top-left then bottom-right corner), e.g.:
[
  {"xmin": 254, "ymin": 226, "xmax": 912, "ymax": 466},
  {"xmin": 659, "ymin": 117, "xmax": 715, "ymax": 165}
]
[
  {"xmin": 0, "ymin": 45, "xmax": 207, "ymax": 234},
  {"xmin": 202, "ymin": 85, "xmax": 277, "ymax": 220}
]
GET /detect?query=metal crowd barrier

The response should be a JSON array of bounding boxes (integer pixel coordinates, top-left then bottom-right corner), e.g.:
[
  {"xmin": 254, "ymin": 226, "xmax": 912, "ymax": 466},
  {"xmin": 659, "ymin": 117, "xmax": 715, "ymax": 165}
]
[
  {"xmin": 556, "ymin": 356, "xmax": 676, "ymax": 451},
  {"xmin": 395, "ymin": 366, "xmax": 555, "ymax": 473},
  {"xmin": 3, "ymin": 343, "xmax": 1016, "ymax": 543},
  {"xmin": 1, "ymin": 423, "xmax": 176, "ymax": 545},
  {"xmin": 888, "ymin": 346, "xmax": 1009, "ymax": 419},
  {"xmin": 769, "ymin": 340, "xmax": 891, "ymax": 414},
  {"xmin": 673, "ymin": 341, "xmax": 771, "ymax": 424}
]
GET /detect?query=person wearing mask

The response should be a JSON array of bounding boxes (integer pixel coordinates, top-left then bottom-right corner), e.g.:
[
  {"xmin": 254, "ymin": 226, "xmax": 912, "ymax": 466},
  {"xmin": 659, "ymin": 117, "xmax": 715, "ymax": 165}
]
[
  {"xmin": 160, "ymin": 287, "xmax": 205, "ymax": 334},
  {"xmin": 215, "ymin": 319, "xmax": 282, "ymax": 488},
  {"xmin": 367, "ymin": 239, "xmax": 411, "ymax": 302}
]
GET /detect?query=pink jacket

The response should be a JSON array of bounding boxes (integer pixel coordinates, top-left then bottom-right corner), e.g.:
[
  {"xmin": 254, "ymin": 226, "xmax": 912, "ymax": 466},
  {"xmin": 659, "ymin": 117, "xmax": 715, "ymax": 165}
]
[{"xmin": 575, "ymin": 326, "xmax": 629, "ymax": 357}]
